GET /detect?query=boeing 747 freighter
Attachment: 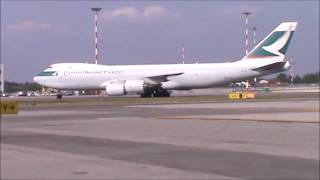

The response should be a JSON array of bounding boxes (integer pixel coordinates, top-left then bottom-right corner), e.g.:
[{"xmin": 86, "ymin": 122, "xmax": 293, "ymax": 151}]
[{"xmin": 34, "ymin": 22, "xmax": 298, "ymax": 97}]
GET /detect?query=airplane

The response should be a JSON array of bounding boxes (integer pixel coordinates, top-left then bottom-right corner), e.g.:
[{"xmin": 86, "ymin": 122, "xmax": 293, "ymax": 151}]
[{"xmin": 34, "ymin": 22, "xmax": 298, "ymax": 98}]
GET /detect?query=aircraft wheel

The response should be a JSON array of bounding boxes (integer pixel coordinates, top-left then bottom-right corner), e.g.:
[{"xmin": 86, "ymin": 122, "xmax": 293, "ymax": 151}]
[
  {"xmin": 140, "ymin": 91, "xmax": 152, "ymax": 98},
  {"xmin": 153, "ymin": 89, "xmax": 170, "ymax": 97},
  {"xmin": 56, "ymin": 92, "xmax": 62, "ymax": 99}
]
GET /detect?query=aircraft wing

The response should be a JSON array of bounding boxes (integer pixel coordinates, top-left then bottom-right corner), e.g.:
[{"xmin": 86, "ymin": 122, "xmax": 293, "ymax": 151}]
[
  {"xmin": 144, "ymin": 72, "xmax": 184, "ymax": 85},
  {"xmin": 99, "ymin": 72, "xmax": 184, "ymax": 88}
]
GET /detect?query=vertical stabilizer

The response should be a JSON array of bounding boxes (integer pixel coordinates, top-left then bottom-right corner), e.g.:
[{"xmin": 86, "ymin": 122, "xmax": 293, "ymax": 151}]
[{"xmin": 242, "ymin": 22, "xmax": 298, "ymax": 61}]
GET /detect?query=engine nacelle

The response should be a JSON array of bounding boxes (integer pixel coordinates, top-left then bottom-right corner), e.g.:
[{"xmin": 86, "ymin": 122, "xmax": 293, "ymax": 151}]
[
  {"xmin": 105, "ymin": 82, "xmax": 125, "ymax": 96},
  {"xmin": 124, "ymin": 80, "xmax": 145, "ymax": 94},
  {"xmin": 105, "ymin": 80, "xmax": 145, "ymax": 96}
]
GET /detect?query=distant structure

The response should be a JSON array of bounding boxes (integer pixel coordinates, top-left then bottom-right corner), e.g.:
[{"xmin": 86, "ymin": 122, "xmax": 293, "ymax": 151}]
[
  {"xmin": 0, "ymin": 64, "xmax": 4, "ymax": 93},
  {"xmin": 289, "ymin": 58, "xmax": 294, "ymax": 85},
  {"xmin": 251, "ymin": 26, "xmax": 257, "ymax": 46},
  {"xmin": 91, "ymin": 7, "xmax": 102, "ymax": 64},
  {"xmin": 181, "ymin": 44, "xmax": 185, "ymax": 64},
  {"xmin": 251, "ymin": 26, "xmax": 257, "ymax": 84}
]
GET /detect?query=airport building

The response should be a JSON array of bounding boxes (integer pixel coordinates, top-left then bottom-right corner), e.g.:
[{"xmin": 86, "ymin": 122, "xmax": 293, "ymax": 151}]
[{"xmin": 0, "ymin": 64, "xmax": 4, "ymax": 93}]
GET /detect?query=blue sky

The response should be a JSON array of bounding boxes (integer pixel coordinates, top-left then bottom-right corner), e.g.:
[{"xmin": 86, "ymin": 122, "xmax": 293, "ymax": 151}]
[{"xmin": 1, "ymin": 1, "xmax": 319, "ymax": 82}]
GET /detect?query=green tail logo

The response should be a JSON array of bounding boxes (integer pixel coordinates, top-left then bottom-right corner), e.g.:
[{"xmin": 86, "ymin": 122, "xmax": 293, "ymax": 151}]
[{"xmin": 245, "ymin": 22, "xmax": 297, "ymax": 59}]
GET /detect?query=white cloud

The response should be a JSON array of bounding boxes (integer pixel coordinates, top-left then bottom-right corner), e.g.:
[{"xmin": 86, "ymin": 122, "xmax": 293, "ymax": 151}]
[
  {"xmin": 101, "ymin": 6, "xmax": 138, "ymax": 20},
  {"xmin": 101, "ymin": 5, "xmax": 180, "ymax": 21},
  {"xmin": 143, "ymin": 5, "xmax": 172, "ymax": 18},
  {"xmin": 7, "ymin": 20, "xmax": 52, "ymax": 32},
  {"xmin": 113, "ymin": 7, "xmax": 138, "ymax": 18}
]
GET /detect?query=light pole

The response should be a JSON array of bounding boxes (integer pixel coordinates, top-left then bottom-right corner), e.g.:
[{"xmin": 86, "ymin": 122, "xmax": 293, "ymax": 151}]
[{"xmin": 91, "ymin": 7, "xmax": 101, "ymax": 64}]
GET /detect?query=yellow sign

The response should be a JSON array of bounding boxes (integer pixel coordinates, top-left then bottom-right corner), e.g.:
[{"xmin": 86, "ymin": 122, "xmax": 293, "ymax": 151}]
[
  {"xmin": 246, "ymin": 92, "xmax": 256, "ymax": 99},
  {"xmin": 228, "ymin": 92, "xmax": 256, "ymax": 100},
  {"xmin": 0, "ymin": 101, "xmax": 18, "ymax": 114},
  {"xmin": 228, "ymin": 92, "xmax": 241, "ymax": 99},
  {"xmin": 241, "ymin": 92, "xmax": 247, "ymax": 99}
]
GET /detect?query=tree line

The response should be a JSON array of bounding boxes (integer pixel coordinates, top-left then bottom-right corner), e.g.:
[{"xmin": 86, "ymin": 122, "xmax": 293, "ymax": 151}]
[
  {"xmin": 276, "ymin": 71, "xmax": 319, "ymax": 84},
  {"xmin": 3, "ymin": 81, "xmax": 42, "ymax": 93}
]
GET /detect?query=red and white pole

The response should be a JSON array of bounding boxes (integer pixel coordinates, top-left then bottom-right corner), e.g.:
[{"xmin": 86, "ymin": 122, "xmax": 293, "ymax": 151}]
[
  {"xmin": 242, "ymin": 12, "xmax": 251, "ymax": 89},
  {"xmin": 94, "ymin": 11, "xmax": 98, "ymax": 64},
  {"xmin": 242, "ymin": 12, "xmax": 251, "ymax": 55},
  {"xmin": 91, "ymin": 8, "xmax": 101, "ymax": 95},
  {"xmin": 245, "ymin": 17, "xmax": 248, "ymax": 55},
  {"xmin": 91, "ymin": 8, "xmax": 101, "ymax": 64}
]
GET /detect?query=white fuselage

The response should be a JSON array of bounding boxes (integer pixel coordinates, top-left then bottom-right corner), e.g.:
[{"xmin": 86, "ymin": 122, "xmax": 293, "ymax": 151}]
[{"xmin": 33, "ymin": 58, "xmax": 286, "ymax": 91}]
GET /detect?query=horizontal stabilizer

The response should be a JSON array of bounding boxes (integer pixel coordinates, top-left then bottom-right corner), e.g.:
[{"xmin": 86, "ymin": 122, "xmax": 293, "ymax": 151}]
[{"xmin": 251, "ymin": 61, "xmax": 286, "ymax": 71}]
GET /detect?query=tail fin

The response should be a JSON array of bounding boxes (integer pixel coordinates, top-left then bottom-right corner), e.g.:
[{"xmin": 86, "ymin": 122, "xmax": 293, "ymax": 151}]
[{"xmin": 242, "ymin": 22, "xmax": 298, "ymax": 60}]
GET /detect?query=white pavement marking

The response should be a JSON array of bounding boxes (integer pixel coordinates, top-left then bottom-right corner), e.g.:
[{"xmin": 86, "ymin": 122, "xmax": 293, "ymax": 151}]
[
  {"xmin": 16, "ymin": 110, "xmax": 108, "ymax": 117},
  {"xmin": 161, "ymin": 112, "xmax": 319, "ymax": 123},
  {"xmin": 131, "ymin": 100, "xmax": 319, "ymax": 110}
]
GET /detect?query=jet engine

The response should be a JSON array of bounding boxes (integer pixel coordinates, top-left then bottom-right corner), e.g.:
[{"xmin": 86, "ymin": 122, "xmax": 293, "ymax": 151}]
[
  {"xmin": 106, "ymin": 80, "xmax": 145, "ymax": 96},
  {"xmin": 105, "ymin": 83, "xmax": 125, "ymax": 96},
  {"xmin": 124, "ymin": 80, "xmax": 145, "ymax": 94}
]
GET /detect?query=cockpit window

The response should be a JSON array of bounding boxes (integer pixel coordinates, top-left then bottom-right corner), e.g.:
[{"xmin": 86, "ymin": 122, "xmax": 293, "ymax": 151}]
[{"xmin": 37, "ymin": 71, "xmax": 58, "ymax": 76}]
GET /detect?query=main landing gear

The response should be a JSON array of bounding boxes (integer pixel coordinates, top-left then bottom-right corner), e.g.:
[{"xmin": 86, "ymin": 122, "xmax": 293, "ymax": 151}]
[
  {"xmin": 56, "ymin": 90, "xmax": 62, "ymax": 99},
  {"xmin": 140, "ymin": 89, "xmax": 171, "ymax": 98}
]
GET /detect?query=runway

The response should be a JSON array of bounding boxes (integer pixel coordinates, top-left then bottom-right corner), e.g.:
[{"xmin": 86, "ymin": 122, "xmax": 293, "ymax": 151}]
[{"xmin": 1, "ymin": 92, "xmax": 319, "ymax": 179}]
